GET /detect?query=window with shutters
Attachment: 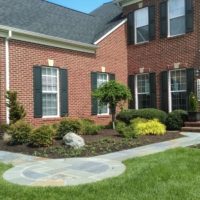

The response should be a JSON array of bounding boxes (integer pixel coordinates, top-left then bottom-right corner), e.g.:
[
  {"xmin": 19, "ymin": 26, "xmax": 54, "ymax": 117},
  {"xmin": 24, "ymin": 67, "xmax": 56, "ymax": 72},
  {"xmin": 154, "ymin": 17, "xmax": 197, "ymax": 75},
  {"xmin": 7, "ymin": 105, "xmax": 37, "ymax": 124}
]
[
  {"xmin": 168, "ymin": 0, "xmax": 186, "ymax": 37},
  {"xmin": 170, "ymin": 69, "xmax": 187, "ymax": 111},
  {"xmin": 136, "ymin": 74, "xmax": 150, "ymax": 109},
  {"xmin": 97, "ymin": 73, "xmax": 109, "ymax": 115},
  {"xmin": 42, "ymin": 67, "xmax": 60, "ymax": 117},
  {"xmin": 135, "ymin": 7, "xmax": 149, "ymax": 44}
]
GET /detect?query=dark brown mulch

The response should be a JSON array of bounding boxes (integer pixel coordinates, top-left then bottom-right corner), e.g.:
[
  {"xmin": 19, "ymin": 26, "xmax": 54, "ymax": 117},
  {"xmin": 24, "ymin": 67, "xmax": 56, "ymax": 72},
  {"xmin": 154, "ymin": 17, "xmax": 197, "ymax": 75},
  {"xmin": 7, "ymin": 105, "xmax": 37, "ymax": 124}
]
[{"xmin": 0, "ymin": 130, "xmax": 183, "ymax": 159}]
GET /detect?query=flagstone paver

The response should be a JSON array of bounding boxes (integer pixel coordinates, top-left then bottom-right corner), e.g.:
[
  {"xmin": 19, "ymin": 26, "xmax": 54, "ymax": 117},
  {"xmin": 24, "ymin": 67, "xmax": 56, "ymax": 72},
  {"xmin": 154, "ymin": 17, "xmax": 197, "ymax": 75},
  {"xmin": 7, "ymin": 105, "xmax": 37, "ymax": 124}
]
[{"xmin": 1, "ymin": 132, "xmax": 200, "ymax": 187}]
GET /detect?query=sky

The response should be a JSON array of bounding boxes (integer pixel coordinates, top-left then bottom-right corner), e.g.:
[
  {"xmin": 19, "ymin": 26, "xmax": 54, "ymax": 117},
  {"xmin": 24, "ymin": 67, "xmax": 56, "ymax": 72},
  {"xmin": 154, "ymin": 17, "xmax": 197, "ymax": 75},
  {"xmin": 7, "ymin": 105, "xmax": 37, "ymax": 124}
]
[{"xmin": 47, "ymin": 0, "xmax": 111, "ymax": 13}]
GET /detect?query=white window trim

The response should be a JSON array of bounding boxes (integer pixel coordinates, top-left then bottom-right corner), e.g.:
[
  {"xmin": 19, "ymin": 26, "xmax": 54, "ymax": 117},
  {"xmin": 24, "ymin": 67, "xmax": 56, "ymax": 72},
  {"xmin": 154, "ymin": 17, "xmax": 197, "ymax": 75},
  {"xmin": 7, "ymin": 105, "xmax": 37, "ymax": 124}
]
[
  {"xmin": 168, "ymin": 69, "xmax": 187, "ymax": 112},
  {"xmin": 168, "ymin": 71, "xmax": 172, "ymax": 112},
  {"xmin": 135, "ymin": 73, "xmax": 150, "ymax": 110},
  {"xmin": 197, "ymin": 79, "xmax": 200, "ymax": 101},
  {"xmin": 134, "ymin": 7, "xmax": 149, "ymax": 45},
  {"xmin": 97, "ymin": 73, "xmax": 110, "ymax": 116},
  {"xmin": 42, "ymin": 68, "xmax": 60, "ymax": 118},
  {"xmin": 167, "ymin": 0, "xmax": 186, "ymax": 38},
  {"xmin": 135, "ymin": 75, "xmax": 139, "ymax": 109}
]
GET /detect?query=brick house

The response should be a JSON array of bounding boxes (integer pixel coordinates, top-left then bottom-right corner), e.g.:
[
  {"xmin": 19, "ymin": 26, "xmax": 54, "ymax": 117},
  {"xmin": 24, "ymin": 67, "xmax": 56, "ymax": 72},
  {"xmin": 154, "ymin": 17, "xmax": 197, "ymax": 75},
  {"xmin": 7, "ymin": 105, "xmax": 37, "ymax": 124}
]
[
  {"xmin": 0, "ymin": 0, "xmax": 128, "ymax": 126},
  {"xmin": 118, "ymin": 0, "xmax": 199, "ymax": 113},
  {"xmin": 0, "ymin": 0, "xmax": 199, "ymax": 126}
]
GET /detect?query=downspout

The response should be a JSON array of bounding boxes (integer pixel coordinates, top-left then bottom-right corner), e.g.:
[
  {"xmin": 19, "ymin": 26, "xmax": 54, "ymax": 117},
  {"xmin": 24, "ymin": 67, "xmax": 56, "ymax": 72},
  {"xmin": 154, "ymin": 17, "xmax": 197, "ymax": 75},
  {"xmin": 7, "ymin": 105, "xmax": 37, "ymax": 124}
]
[{"xmin": 5, "ymin": 30, "xmax": 12, "ymax": 124}]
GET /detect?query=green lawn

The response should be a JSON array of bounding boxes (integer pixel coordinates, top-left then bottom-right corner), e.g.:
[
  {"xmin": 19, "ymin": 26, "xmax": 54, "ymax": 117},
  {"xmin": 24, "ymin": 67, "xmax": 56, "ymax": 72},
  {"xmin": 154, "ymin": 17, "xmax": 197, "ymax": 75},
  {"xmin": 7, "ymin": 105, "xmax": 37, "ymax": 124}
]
[{"xmin": 1, "ymin": 148, "xmax": 200, "ymax": 200}]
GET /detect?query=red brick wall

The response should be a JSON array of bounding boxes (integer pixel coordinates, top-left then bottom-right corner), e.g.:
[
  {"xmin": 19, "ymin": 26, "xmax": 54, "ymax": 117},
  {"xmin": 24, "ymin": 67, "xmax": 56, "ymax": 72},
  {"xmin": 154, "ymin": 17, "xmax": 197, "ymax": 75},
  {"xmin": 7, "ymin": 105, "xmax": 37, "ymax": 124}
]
[
  {"xmin": 0, "ymin": 24, "xmax": 128, "ymax": 126},
  {"xmin": 126, "ymin": 0, "xmax": 200, "ymax": 108}
]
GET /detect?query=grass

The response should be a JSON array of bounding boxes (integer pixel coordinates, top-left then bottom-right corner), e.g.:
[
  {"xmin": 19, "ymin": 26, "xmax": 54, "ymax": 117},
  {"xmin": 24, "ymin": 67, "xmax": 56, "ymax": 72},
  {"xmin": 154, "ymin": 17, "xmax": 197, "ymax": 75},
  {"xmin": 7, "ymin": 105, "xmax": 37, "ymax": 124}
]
[{"xmin": 0, "ymin": 148, "xmax": 200, "ymax": 200}]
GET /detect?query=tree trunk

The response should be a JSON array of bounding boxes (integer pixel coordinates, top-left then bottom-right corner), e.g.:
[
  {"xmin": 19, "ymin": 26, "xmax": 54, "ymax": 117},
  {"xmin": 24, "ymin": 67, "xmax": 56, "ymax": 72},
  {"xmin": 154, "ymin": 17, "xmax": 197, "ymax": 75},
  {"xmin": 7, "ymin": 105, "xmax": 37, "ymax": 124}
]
[{"xmin": 111, "ymin": 106, "xmax": 116, "ymax": 130}]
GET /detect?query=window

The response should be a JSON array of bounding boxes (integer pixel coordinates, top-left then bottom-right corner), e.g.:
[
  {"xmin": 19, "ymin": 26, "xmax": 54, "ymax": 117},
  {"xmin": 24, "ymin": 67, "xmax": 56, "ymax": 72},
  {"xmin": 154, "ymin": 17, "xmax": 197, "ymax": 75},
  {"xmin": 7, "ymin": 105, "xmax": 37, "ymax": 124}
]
[
  {"xmin": 136, "ymin": 74, "xmax": 150, "ymax": 109},
  {"xmin": 97, "ymin": 73, "xmax": 109, "ymax": 115},
  {"xmin": 134, "ymin": 7, "xmax": 149, "ymax": 44},
  {"xmin": 168, "ymin": 0, "xmax": 186, "ymax": 37},
  {"xmin": 170, "ymin": 69, "xmax": 187, "ymax": 111},
  {"xmin": 42, "ymin": 67, "xmax": 59, "ymax": 117}
]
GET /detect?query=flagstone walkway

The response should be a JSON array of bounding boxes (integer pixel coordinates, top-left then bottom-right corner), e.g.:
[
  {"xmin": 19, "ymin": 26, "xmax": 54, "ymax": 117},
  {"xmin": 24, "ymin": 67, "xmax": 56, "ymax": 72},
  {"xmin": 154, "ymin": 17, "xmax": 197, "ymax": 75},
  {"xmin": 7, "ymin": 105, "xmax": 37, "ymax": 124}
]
[{"xmin": 1, "ymin": 132, "xmax": 200, "ymax": 187}]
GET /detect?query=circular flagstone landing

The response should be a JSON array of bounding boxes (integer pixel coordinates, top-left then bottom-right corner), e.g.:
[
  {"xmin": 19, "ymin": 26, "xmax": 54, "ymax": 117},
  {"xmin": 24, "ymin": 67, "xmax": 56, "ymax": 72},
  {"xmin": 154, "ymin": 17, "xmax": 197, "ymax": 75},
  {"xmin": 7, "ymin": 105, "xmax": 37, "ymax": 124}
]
[{"xmin": 3, "ymin": 158, "xmax": 125, "ymax": 187}]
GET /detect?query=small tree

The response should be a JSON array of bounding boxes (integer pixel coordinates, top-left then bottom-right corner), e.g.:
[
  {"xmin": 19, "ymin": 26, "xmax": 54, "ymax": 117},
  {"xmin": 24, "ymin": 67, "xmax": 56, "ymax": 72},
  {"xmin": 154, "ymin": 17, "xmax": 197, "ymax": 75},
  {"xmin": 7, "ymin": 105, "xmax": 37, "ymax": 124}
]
[
  {"xmin": 93, "ymin": 80, "xmax": 132, "ymax": 129},
  {"xmin": 6, "ymin": 91, "xmax": 26, "ymax": 124},
  {"xmin": 189, "ymin": 92, "xmax": 198, "ymax": 112}
]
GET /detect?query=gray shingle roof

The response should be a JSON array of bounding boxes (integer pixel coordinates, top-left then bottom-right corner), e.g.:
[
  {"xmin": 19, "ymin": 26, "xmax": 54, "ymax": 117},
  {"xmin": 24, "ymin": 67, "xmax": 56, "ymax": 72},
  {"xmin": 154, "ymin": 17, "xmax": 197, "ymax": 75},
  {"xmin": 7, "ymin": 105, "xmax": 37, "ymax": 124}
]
[{"xmin": 0, "ymin": 0, "xmax": 124, "ymax": 44}]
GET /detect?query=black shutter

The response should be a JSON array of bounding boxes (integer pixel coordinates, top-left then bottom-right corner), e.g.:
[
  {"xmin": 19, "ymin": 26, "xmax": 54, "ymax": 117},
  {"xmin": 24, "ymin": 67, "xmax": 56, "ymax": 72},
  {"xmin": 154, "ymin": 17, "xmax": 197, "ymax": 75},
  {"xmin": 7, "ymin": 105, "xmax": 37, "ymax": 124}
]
[
  {"xmin": 160, "ymin": 1, "xmax": 168, "ymax": 38},
  {"xmin": 109, "ymin": 73, "xmax": 115, "ymax": 81},
  {"xmin": 149, "ymin": 6, "xmax": 156, "ymax": 41},
  {"xmin": 186, "ymin": 68, "xmax": 195, "ymax": 109},
  {"xmin": 91, "ymin": 72, "xmax": 98, "ymax": 115},
  {"xmin": 60, "ymin": 69, "xmax": 68, "ymax": 117},
  {"xmin": 128, "ymin": 75, "xmax": 135, "ymax": 109},
  {"xmin": 33, "ymin": 66, "xmax": 42, "ymax": 118},
  {"xmin": 185, "ymin": 0, "xmax": 194, "ymax": 33},
  {"xmin": 149, "ymin": 73, "xmax": 157, "ymax": 108},
  {"xmin": 127, "ymin": 12, "xmax": 135, "ymax": 44},
  {"xmin": 160, "ymin": 71, "xmax": 169, "ymax": 112}
]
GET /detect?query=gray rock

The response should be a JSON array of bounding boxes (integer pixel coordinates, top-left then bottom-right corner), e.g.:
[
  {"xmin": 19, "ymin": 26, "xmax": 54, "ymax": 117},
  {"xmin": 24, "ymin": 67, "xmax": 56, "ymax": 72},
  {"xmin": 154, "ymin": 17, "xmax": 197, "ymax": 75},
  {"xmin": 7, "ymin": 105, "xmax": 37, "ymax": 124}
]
[{"xmin": 63, "ymin": 132, "xmax": 85, "ymax": 149}]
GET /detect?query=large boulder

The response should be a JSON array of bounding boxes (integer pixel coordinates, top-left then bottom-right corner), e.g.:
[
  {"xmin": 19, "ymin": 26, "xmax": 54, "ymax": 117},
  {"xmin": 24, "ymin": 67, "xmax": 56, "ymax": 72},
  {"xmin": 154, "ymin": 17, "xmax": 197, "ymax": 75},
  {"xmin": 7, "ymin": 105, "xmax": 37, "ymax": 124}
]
[{"xmin": 63, "ymin": 132, "xmax": 85, "ymax": 149}]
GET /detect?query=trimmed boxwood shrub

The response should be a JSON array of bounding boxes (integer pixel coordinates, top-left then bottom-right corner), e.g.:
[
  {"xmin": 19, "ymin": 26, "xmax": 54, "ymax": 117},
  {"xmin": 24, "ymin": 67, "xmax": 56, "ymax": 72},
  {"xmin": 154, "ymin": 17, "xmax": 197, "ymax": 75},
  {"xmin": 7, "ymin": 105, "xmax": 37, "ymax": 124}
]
[
  {"xmin": 79, "ymin": 119, "xmax": 102, "ymax": 135},
  {"xmin": 173, "ymin": 110, "xmax": 188, "ymax": 122},
  {"xmin": 7, "ymin": 120, "xmax": 32, "ymax": 145},
  {"xmin": 57, "ymin": 119, "xmax": 81, "ymax": 139},
  {"xmin": 116, "ymin": 109, "xmax": 167, "ymax": 124},
  {"xmin": 166, "ymin": 110, "xmax": 188, "ymax": 130},
  {"xmin": 116, "ymin": 121, "xmax": 136, "ymax": 138},
  {"xmin": 29, "ymin": 125, "xmax": 54, "ymax": 147}
]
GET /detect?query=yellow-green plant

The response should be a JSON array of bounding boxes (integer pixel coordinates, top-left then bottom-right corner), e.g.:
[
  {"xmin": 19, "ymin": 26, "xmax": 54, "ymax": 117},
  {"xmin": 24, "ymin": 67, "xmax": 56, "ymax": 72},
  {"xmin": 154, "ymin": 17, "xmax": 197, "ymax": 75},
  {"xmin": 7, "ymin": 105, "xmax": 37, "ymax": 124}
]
[{"xmin": 131, "ymin": 118, "xmax": 166, "ymax": 136}]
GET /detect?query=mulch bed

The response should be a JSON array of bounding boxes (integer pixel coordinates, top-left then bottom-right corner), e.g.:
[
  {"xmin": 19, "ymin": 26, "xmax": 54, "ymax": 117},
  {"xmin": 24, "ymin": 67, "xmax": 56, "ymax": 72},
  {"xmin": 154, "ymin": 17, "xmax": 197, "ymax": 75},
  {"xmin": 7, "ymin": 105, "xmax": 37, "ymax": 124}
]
[{"xmin": 0, "ymin": 130, "xmax": 183, "ymax": 159}]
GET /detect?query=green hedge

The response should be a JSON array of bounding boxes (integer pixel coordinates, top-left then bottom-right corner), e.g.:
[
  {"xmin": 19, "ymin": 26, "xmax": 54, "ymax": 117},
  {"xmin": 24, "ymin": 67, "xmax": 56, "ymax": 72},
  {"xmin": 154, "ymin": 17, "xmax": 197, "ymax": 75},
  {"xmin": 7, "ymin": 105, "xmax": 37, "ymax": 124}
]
[
  {"xmin": 7, "ymin": 120, "xmax": 32, "ymax": 145},
  {"xmin": 57, "ymin": 119, "xmax": 81, "ymax": 139},
  {"xmin": 166, "ymin": 110, "xmax": 188, "ymax": 131},
  {"xmin": 29, "ymin": 125, "xmax": 54, "ymax": 147},
  {"xmin": 116, "ymin": 109, "xmax": 167, "ymax": 124}
]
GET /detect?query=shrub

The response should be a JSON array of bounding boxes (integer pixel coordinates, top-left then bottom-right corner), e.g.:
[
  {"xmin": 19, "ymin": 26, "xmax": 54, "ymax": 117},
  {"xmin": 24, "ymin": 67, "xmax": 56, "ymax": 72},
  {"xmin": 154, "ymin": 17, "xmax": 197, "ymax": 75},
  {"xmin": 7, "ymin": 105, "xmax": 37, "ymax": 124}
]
[
  {"xmin": 29, "ymin": 125, "xmax": 54, "ymax": 147},
  {"xmin": 116, "ymin": 110, "xmax": 138, "ymax": 124},
  {"xmin": 57, "ymin": 119, "xmax": 81, "ymax": 139},
  {"xmin": 117, "ymin": 109, "xmax": 167, "ymax": 124},
  {"xmin": 50, "ymin": 123, "xmax": 59, "ymax": 138},
  {"xmin": 173, "ymin": 110, "xmax": 188, "ymax": 122},
  {"xmin": 6, "ymin": 91, "xmax": 26, "ymax": 124},
  {"xmin": 79, "ymin": 119, "xmax": 102, "ymax": 135},
  {"xmin": 166, "ymin": 111, "xmax": 184, "ymax": 130},
  {"xmin": 116, "ymin": 121, "xmax": 136, "ymax": 138},
  {"xmin": 131, "ymin": 118, "xmax": 166, "ymax": 136},
  {"xmin": 189, "ymin": 92, "xmax": 198, "ymax": 112},
  {"xmin": 7, "ymin": 120, "xmax": 32, "ymax": 145},
  {"xmin": 0, "ymin": 123, "xmax": 10, "ymax": 133}
]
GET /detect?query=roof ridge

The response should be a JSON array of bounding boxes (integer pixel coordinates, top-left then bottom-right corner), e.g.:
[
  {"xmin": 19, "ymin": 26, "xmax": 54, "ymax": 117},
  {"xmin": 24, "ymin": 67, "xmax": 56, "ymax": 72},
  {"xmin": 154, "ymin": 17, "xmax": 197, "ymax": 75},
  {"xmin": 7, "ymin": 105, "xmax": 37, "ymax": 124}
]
[
  {"xmin": 90, "ymin": 1, "xmax": 118, "ymax": 15},
  {"xmin": 42, "ymin": 0, "xmax": 95, "ymax": 17}
]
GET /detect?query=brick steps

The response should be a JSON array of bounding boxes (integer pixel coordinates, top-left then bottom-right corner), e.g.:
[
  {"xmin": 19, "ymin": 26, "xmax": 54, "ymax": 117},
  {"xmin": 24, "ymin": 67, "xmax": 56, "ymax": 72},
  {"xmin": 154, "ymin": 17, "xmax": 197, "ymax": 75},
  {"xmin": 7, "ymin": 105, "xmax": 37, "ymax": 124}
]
[
  {"xmin": 184, "ymin": 122, "xmax": 200, "ymax": 127},
  {"xmin": 182, "ymin": 121, "xmax": 200, "ymax": 132}
]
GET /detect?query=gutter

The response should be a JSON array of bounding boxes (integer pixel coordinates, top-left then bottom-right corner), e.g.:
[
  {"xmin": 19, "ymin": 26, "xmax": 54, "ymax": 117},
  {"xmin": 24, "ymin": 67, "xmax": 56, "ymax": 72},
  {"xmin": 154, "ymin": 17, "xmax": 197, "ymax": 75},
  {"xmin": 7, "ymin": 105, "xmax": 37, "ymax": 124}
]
[
  {"xmin": 0, "ymin": 25, "xmax": 98, "ymax": 54},
  {"xmin": 114, "ymin": 0, "xmax": 142, "ymax": 7},
  {"xmin": 5, "ymin": 30, "xmax": 12, "ymax": 124}
]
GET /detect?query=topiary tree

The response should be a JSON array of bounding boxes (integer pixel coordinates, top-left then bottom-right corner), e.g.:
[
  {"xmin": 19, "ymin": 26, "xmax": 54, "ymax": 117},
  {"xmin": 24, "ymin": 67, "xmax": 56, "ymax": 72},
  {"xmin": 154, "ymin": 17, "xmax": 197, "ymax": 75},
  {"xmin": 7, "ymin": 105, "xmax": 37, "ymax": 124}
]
[
  {"xmin": 93, "ymin": 80, "xmax": 132, "ymax": 129},
  {"xmin": 189, "ymin": 92, "xmax": 198, "ymax": 112},
  {"xmin": 6, "ymin": 91, "xmax": 26, "ymax": 124}
]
